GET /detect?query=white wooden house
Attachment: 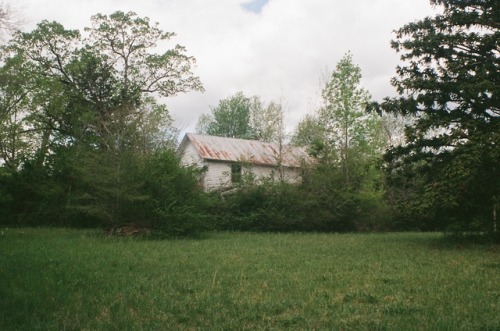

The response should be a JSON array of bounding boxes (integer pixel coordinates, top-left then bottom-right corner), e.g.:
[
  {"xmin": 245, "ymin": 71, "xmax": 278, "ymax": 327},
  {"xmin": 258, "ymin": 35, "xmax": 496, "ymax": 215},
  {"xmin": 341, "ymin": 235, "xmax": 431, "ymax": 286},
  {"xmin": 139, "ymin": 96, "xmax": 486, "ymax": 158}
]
[{"xmin": 177, "ymin": 133, "xmax": 310, "ymax": 191}]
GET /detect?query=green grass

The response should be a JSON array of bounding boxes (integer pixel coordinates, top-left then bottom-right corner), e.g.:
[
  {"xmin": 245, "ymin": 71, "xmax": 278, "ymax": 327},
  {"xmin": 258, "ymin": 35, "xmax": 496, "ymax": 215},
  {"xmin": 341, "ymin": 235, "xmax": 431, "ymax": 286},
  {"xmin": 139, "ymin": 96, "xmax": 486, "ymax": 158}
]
[{"xmin": 0, "ymin": 228, "xmax": 499, "ymax": 330}]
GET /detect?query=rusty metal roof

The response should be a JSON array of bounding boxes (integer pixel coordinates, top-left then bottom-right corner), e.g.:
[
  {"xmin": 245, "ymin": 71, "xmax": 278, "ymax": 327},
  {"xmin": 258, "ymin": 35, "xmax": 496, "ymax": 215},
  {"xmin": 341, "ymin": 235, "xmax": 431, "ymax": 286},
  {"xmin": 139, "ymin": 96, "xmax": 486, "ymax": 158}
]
[{"xmin": 179, "ymin": 133, "xmax": 309, "ymax": 168}]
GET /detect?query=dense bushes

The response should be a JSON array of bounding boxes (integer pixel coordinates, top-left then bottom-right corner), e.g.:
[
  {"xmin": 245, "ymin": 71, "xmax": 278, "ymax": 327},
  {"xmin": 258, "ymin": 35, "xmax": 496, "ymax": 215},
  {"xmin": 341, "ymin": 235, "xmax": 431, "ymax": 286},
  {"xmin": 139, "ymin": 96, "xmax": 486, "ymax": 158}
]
[
  {"xmin": 213, "ymin": 182, "xmax": 307, "ymax": 232},
  {"xmin": 0, "ymin": 148, "xmax": 396, "ymax": 234},
  {"xmin": 210, "ymin": 163, "xmax": 392, "ymax": 233},
  {"xmin": 141, "ymin": 150, "xmax": 212, "ymax": 237},
  {"xmin": 0, "ymin": 149, "xmax": 211, "ymax": 237},
  {"xmin": 3, "ymin": 148, "xmax": 495, "ymax": 237}
]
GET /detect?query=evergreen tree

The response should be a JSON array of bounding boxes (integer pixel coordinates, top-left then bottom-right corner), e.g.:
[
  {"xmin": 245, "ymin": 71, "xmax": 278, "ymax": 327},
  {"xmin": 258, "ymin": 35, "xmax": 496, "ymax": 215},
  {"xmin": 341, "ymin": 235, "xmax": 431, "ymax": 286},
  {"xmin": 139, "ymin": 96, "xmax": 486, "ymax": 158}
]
[{"xmin": 374, "ymin": 0, "xmax": 499, "ymax": 232}]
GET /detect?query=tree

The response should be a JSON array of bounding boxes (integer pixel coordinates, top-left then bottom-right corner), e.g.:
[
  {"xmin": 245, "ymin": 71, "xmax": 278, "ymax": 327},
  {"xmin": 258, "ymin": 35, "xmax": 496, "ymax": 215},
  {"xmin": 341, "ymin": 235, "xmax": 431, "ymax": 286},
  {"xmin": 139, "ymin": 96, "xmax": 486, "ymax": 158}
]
[
  {"xmin": 196, "ymin": 91, "xmax": 285, "ymax": 143},
  {"xmin": 292, "ymin": 53, "xmax": 391, "ymax": 231},
  {"xmin": 86, "ymin": 11, "xmax": 203, "ymax": 100},
  {"xmin": 196, "ymin": 91, "xmax": 252, "ymax": 139},
  {"xmin": 294, "ymin": 53, "xmax": 386, "ymax": 174},
  {"xmin": 291, "ymin": 114, "xmax": 323, "ymax": 148},
  {"xmin": 2, "ymin": 12, "xmax": 203, "ymax": 165},
  {"xmin": 321, "ymin": 52, "xmax": 386, "ymax": 181},
  {"xmin": 250, "ymin": 98, "xmax": 286, "ymax": 143},
  {"xmin": 0, "ymin": 53, "xmax": 34, "ymax": 171},
  {"xmin": 0, "ymin": 24, "xmax": 20, "ymax": 164},
  {"xmin": 374, "ymin": 0, "xmax": 500, "ymax": 232},
  {"xmin": 0, "ymin": 12, "xmax": 204, "ymax": 227}
]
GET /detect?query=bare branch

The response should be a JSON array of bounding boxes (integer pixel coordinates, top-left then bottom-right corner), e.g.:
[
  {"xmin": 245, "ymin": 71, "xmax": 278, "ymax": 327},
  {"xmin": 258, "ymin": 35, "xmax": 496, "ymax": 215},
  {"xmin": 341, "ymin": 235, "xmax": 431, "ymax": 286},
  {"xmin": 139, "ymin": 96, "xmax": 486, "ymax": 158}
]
[{"xmin": 0, "ymin": 1, "xmax": 23, "ymax": 40}]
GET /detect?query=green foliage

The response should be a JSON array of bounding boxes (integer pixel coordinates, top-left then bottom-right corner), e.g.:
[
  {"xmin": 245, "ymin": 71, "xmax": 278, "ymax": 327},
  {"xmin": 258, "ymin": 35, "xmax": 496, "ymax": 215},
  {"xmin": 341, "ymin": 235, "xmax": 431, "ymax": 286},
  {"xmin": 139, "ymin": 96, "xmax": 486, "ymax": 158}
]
[
  {"xmin": 0, "ymin": 160, "xmax": 70, "ymax": 226},
  {"xmin": 62, "ymin": 147, "xmax": 147, "ymax": 226},
  {"xmin": 288, "ymin": 53, "xmax": 391, "ymax": 232},
  {"xmin": 0, "ymin": 11, "xmax": 205, "ymax": 236},
  {"xmin": 214, "ymin": 181, "xmax": 307, "ymax": 232},
  {"xmin": 196, "ymin": 91, "xmax": 285, "ymax": 142},
  {"xmin": 86, "ymin": 11, "xmax": 204, "ymax": 98},
  {"xmin": 294, "ymin": 53, "xmax": 386, "ymax": 169},
  {"xmin": 0, "ymin": 167, "xmax": 13, "ymax": 221},
  {"xmin": 212, "ymin": 162, "xmax": 391, "ymax": 233},
  {"xmin": 321, "ymin": 52, "xmax": 379, "ymax": 166},
  {"xmin": 301, "ymin": 161, "xmax": 391, "ymax": 232},
  {"xmin": 141, "ymin": 149, "xmax": 213, "ymax": 237},
  {"xmin": 290, "ymin": 114, "xmax": 323, "ymax": 150},
  {"xmin": 0, "ymin": 11, "xmax": 201, "ymax": 167},
  {"xmin": 0, "ymin": 146, "xmax": 211, "ymax": 237},
  {"xmin": 375, "ymin": 0, "xmax": 500, "ymax": 233},
  {"xmin": 197, "ymin": 91, "xmax": 252, "ymax": 139}
]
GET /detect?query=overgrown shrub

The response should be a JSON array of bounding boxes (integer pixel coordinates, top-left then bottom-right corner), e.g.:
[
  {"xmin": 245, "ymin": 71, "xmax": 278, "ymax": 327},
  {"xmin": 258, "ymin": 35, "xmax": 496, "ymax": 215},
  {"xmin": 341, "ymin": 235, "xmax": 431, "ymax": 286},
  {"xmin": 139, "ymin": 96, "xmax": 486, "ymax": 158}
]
[
  {"xmin": 141, "ymin": 149, "xmax": 214, "ymax": 237},
  {"xmin": 210, "ymin": 163, "xmax": 392, "ymax": 233},
  {"xmin": 219, "ymin": 182, "xmax": 307, "ymax": 232},
  {"xmin": 0, "ymin": 148, "xmax": 214, "ymax": 237}
]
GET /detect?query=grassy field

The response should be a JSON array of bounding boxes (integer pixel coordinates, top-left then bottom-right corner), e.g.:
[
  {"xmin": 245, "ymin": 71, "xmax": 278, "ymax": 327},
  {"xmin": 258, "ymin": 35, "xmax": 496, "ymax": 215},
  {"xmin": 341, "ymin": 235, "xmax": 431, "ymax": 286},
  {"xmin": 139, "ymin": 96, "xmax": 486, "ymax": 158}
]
[{"xmin": 0, "ymin": 228, "xmax": 499, "ymax": 330}]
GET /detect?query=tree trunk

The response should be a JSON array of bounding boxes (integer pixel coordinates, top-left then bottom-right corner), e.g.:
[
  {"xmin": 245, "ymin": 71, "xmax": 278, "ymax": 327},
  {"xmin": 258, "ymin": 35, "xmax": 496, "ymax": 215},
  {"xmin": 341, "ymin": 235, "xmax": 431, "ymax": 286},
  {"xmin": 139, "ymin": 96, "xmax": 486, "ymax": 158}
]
[{"xmin": 35, "ymin": 128, "xmax": 51, "ymax": 169}]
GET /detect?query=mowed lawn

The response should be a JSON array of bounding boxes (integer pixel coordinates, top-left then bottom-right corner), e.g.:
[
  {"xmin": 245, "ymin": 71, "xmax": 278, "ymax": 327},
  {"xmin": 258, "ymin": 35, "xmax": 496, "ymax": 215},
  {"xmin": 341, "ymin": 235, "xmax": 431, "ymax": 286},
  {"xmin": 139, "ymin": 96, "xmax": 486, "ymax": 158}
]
[{"xmin": 0, "ymin": 228, "xmax": 498, "ymax": 330}]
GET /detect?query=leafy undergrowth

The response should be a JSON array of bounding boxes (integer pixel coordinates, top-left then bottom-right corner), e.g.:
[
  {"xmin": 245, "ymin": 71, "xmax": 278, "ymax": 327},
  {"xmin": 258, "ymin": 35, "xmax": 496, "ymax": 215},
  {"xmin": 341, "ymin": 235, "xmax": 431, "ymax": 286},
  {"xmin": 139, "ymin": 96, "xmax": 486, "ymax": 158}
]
[{"xmin": 0, "ymin": 228, "xmax": 498, "ymax": 330}]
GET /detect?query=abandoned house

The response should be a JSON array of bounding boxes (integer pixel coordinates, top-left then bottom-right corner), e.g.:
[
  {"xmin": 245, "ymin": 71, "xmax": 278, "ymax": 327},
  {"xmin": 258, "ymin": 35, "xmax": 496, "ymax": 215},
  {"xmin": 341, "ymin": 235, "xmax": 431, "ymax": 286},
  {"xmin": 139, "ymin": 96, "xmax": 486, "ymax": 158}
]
[{"xmin": 177, "ymin": 133, "xmax": 310, "ymax": 191}]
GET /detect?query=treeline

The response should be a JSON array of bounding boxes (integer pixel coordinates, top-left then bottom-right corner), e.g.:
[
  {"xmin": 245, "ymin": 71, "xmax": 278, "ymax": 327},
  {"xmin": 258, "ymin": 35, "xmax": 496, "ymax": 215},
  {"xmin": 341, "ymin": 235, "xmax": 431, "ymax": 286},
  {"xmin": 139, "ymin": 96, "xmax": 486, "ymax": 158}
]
[
  {"xmin": 0, "ymin": 2, "xmax": 498, "ymax": 239},
  {"xmin": 0, "ymin": 11, "xmax": 206, "ymax": 235}
]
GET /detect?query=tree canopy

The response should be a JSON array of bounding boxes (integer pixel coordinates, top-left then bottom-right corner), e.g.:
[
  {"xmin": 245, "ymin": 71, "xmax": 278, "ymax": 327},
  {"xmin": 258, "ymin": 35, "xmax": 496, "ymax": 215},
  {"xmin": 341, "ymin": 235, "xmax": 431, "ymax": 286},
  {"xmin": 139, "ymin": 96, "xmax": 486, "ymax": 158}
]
[
  {"xmin": 0, "ymin": 11, "xmax": 206, "ymax": 231},
  {"xmin": 294, "ymin": 53, "xmax": 386, "ymax": 171},
  {"xmin": 0, "ymin": 11, "xmax": 203, "ymax": 170},
  {"xmin": 289, "ymin": 53, "xmax": 390, "ymax": 231},
  {"xmin": 374, "ymin": 0, "xmax": 499, "ymax": 232},
  {"xmin": 196, "ymin": 91, "xmax": 285, "ymax": 143},
  {"xmin": 196, "ymin": 92, "xmax": 253, "ymax": 139},
  {"xmin": 2, "ymin": 2, "xmax": 498, "ymax": 237}
]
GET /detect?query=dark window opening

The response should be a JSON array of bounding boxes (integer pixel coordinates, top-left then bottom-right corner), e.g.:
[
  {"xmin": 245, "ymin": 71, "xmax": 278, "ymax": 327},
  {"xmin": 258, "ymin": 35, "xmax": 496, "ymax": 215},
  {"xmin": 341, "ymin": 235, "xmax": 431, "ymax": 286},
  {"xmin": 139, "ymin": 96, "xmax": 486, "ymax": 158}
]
[
  {"xmin": 231, "ymin": 164, "xmax": 242, "ymax": 183},
  {"xmin": 197, "ymin": 165, "xmax": 208, "ymax": 188}
]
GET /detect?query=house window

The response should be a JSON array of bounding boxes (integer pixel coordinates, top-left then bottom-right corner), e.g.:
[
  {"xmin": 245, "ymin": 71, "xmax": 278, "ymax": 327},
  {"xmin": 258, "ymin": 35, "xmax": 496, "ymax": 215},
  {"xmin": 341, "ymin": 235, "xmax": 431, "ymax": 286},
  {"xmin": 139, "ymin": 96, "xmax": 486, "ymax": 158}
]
[
  {"xmin": 231, "ymin": 164, "xmax": 242, "ymax": 183},
  {"xmin": 197, "ymin": 165, "xmax": 208, "ymax": 188}
]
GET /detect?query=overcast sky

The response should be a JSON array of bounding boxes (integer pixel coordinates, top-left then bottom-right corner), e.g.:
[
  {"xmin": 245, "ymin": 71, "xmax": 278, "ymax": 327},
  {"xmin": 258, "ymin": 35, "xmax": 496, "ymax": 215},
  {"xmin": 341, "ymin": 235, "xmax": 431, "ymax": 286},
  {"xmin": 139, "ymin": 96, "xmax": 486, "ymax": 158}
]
[{"xmin": 19, "ymin": 0, "xmax": 437, "ymax": 135}]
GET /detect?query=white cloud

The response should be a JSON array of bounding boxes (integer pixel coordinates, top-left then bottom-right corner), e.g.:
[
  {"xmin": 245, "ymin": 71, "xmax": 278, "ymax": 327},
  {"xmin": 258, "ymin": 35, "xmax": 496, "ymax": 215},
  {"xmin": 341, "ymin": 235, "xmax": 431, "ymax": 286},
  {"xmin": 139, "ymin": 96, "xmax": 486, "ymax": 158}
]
[{"xmin": 20, "ymin": 0, "xmax": 436, "ymax": 135}]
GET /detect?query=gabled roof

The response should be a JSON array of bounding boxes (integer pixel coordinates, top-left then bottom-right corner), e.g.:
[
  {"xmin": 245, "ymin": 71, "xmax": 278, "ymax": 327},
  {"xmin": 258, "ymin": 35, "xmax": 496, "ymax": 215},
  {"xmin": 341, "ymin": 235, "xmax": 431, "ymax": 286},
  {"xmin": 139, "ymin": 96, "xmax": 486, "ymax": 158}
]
[{"xmin": 178, "ymin": 133, "xmax": 309, "ymax": 168}]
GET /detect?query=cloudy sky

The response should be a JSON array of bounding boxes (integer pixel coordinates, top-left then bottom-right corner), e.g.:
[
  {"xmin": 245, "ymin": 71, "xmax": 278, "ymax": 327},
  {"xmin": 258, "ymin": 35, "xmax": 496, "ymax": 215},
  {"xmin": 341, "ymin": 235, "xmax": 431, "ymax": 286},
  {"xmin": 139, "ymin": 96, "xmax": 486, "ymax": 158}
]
[{"xmin": 19, "ymin": 0, "xmax": 437, "ymax": 134}]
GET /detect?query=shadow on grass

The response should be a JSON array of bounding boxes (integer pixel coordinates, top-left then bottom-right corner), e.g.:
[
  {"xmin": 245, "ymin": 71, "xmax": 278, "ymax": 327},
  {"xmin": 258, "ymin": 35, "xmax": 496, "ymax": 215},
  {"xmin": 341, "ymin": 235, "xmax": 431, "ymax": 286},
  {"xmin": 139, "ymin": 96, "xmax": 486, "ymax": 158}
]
[
  {"xmin": 428, "ymin": 231, "xmax": 499, "ymax": 250},
  {"xmin": 374, "ymin": 231, "xmax": 498, "ymax": 251}
]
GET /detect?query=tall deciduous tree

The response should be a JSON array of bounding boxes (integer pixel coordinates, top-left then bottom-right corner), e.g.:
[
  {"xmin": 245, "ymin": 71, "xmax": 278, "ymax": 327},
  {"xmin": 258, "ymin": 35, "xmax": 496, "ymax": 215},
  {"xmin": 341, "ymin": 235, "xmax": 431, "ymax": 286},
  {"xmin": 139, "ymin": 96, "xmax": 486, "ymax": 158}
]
[
  {"xmin": 294, "ymin": 53, "xmax": 386, "ymax": 178},
  {"xmin": 197, "ymin": 91, "xmax": 252, "ymax": 139},
  {"xmin": 374, "ymin": 0, "xmax": 500, "ymax": 232},
  {"xmin": 250, "ymin": 98, "xmax": 286, "ymax": 144},
  {"xmin": 2, "ymin": 11, "xmax": 202, "ymax": 166},
  {"xmin": 292, "ymin": 53, "xmax": 390, "ymax": 230},
  {"xmin": 0, "ymin": 53, "xmax": 33, "ymax": 170},
  {"xmin": 321, "ymin": 52, "xmax": 382, "ymax": 181},
  {"xmin": 196, "ymin": 91, "xmax": 285, "ymax": 143},
  {"xmin": 0, "ymin": 11, "xmax": 203, "ymax": 226},
  {"xmin": 86, "ymin": 11, "xmax": 203, "ymax": 100}
]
